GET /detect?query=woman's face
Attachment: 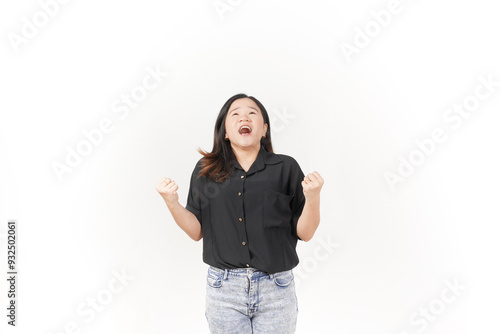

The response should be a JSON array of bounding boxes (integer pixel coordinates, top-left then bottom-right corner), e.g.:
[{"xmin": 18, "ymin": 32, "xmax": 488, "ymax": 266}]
[{"xmin": 224, "ymin": 98, "xmax": 268, "ymax": 150}]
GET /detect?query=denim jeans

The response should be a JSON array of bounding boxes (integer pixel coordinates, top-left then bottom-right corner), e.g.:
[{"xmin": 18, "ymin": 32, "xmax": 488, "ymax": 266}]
[{"xmin": 205, "ymin": 265, "xmax": 298, "ymax": 334}]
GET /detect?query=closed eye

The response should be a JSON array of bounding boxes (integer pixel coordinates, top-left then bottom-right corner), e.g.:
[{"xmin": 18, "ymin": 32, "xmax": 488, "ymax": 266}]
[{"xmin": 232, "ymin": 112, "xmax": 256, "ymax": 116}]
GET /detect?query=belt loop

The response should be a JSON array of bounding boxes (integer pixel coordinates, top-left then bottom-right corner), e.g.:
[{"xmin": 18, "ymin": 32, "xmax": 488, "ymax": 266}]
[{"xmin": 223, "ymin": 268, "xmax": 228, "ymax": 280}]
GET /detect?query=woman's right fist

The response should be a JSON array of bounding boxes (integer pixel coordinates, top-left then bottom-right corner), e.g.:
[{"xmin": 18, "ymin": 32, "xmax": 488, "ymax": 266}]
[{"xmin": 156, "ymin": 177, "xmax": 179, "ymax": 205}]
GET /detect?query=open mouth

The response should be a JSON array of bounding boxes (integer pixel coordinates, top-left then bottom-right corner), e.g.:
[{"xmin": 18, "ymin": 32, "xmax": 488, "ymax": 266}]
[{"xmin": 239, "ymin": 125, "xmax": 252, "ymax": 136}]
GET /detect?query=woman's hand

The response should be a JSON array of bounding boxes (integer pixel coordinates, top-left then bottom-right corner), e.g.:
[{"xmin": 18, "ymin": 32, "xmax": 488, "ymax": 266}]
[
  {"xmin": 156, "ymin": 177, "xmax": 179, "ymax": 205},
  {"xmin": 302, "ymin": 171, "xmax": 324, "ymax": 203}
]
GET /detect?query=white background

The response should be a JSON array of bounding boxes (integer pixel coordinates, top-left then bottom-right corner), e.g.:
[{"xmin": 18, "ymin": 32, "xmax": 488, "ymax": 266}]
[{"xmin": 1, "ymin": 0, "xmax": 499, "ymax": 333}]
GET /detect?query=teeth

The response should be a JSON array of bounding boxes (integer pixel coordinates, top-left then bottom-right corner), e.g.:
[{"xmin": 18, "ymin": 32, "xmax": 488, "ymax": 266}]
[{"xmin": 239, "ymin": 125, "xmax": 252, "ymax": 133}]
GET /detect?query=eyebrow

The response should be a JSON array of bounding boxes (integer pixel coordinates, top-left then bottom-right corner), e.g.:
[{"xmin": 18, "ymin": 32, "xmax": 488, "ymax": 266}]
[{"xmin": 229, "ymin": 106, "xmax": 260, "ymax": 114}]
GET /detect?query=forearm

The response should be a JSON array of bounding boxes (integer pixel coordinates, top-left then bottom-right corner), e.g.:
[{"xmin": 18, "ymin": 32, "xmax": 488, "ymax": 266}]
[
  {"xmin": 296, "ymin": 198, "xmax": 320, "ymax": 242},
  {"xmin": 165, "ymin": 200, "xmax": 203, "ymax": 241}
]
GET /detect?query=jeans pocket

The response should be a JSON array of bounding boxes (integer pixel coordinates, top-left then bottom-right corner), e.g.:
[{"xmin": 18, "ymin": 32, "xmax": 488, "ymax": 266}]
[
  {"xmin": 207, "ymin": 270, "xmax": 222, "ymax": 288},
  {"xmin": 273, "ymin": 270, "xmax": 294, "ymax": 288}
]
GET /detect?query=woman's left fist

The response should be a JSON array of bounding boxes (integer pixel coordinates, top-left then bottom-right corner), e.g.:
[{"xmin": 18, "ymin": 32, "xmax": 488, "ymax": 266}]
[{"xmin": 301, "ymin": 171, "xmax": 324, "ymax": 202}]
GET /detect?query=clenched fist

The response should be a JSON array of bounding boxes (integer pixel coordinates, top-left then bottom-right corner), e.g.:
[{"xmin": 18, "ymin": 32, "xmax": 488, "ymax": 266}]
[
  {"xmin": 156, "ymin": 177, "xmax": 179, "ymax": 205},
  {"xmin": 301, "ymin": 171, "xmax": 324, "ymax": 203}
]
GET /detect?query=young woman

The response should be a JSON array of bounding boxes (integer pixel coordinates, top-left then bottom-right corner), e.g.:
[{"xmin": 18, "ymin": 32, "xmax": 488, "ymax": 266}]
[{"xmin": 156, "ymin": 93, "xmax": 323, "ymax": 333}]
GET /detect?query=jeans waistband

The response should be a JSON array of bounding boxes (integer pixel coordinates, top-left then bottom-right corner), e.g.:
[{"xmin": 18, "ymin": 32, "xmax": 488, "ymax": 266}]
[{"xmin": 209, "ymin": 265, "xmax": 278, "ymax": 280}]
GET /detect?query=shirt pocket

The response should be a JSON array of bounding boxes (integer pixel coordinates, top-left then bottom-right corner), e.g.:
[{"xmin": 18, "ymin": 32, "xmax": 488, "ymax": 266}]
[{"xmin": 263, "ymin": 189, "xmax": 294, "ymax": 228}]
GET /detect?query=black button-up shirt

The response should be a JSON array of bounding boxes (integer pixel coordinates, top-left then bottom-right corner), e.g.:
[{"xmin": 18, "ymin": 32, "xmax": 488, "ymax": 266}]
[{"xmin": 185, "ymin": 144, "xmax": 306, "ymax": 275}]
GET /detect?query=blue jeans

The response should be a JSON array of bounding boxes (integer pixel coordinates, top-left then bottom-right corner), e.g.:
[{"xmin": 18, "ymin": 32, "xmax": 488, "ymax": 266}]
[{"xmin": 205, "ymin": 265, "xmax": 298, "ymax": 333}]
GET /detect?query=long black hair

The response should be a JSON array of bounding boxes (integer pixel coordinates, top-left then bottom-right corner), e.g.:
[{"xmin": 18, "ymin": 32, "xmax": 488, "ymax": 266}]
[{"xmin": 196, "ymin": 93, "xmax": 274, "ymax": 182}]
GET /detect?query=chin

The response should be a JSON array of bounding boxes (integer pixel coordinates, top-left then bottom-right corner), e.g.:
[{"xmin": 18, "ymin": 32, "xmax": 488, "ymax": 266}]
[{"xmin": 237, "ymin": 141, "xmax": 259, "ymax": 148}]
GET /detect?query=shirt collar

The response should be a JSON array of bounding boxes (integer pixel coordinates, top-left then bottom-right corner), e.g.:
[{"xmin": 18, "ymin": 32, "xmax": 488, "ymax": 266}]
[{"xmin": 234, "ymin": 144, "xmax": 282, "ymax": 174}]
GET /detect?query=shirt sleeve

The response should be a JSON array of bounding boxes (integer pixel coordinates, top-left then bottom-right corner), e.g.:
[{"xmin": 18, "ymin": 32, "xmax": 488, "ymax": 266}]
[
  {"xmin": 185, "ymin": 161, "xmax": 202, "ymax": 225},
  {"xmin": 289, "ymin": 158, "xmax": 306, "ymax": 241}
]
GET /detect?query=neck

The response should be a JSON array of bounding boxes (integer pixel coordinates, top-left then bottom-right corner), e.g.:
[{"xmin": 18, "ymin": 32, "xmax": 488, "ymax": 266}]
[{"xmin": 231, "ymin": 143, "xmax": 261, "ymax": 166}]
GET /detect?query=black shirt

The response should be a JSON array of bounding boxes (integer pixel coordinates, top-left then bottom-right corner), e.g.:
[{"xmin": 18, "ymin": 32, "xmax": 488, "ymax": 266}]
[{"xmin": 185, "ymin": 144, "xmax": 306, "ymax": 275}]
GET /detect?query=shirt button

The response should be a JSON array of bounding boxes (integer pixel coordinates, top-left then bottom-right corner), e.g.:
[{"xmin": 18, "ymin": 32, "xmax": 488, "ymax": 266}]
[
  {"xmin": 240, "ymin": 175, "xmax": 245, "ymax": 179},
  {"xmin": 239, "ymin": 218, "xmax": 242, "ymax": 222},
  {"xmin": 246, "ymin": 264, "xmax": 250, "ymax": 267},
  {"xmin": 238, "ymin": 192, "xmax": 241, "ymax": 196},
  {"xmin": 242, "ymin": 241, "xmax": 246, "ymax": 245}
]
